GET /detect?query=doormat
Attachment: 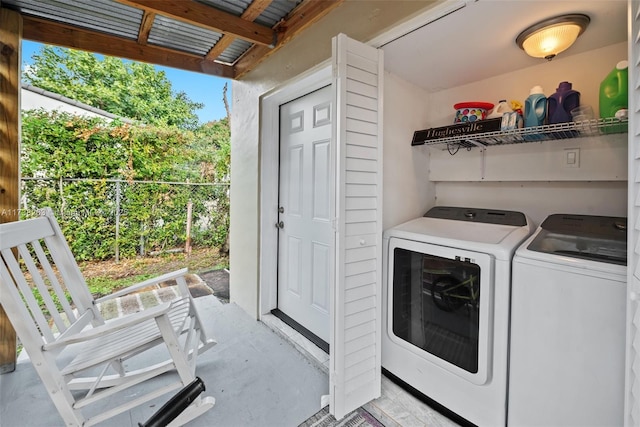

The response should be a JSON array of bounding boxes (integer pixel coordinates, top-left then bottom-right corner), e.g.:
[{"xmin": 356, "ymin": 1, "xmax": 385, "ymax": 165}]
[
  {"xmin": 199, "ymin": 269, "xmax": 229, "ymax": 303},
  {"xmin": 298, "ymin": 406, "xmax": 384, "ymax": 427}
]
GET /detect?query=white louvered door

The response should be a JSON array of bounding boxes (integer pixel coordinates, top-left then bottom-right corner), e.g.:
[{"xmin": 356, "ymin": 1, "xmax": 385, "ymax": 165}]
[
  {"xmin": 330, "ymin": 33, "xmax": 383, "ymax": 419},
  {"xmin": 627, "ymin": 1, "xmax": 640, "ymax": 425}
]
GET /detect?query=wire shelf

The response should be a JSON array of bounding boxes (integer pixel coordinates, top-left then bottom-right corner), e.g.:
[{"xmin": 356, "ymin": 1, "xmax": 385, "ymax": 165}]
[{"xmin": 417, "ymin": 117, "xmax": 628, "ymax": 149}]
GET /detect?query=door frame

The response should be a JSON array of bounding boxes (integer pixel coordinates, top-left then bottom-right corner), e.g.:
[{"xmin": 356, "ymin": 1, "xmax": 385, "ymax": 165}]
[{"xmin": 259, "ymin": 63, "xmax": 332, "ymax": 317}]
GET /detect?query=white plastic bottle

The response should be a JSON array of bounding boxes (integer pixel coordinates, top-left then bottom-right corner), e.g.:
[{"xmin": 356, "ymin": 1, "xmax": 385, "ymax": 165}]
[{"xmin": 487, "ymin": 99, "xmax": 512, "ymax": 119}]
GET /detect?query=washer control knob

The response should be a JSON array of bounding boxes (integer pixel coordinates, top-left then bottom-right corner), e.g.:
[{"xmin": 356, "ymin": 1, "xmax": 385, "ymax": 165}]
[
  {"xmin": 360, "ymin": 239, "xmax": 366, "ymax": 246},
  {"xmin": 464, "ymin": 211, "xmax": 476, "ymax": 219}
]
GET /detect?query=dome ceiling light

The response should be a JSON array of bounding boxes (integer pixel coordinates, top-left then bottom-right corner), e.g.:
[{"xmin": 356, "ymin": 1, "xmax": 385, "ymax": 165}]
[{"xmin": 516, "ymin": 14, "xmax": 590, "ymax": 61}]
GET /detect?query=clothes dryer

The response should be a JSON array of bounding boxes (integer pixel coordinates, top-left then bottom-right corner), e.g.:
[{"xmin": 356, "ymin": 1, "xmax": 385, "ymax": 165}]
[
  {"xmin": 509, "ymin": 214, "xmax": 627, "ymax": 426},
  {"xmin": 382, "ymin": 206, "xmax": 533, "ymax": 426}
]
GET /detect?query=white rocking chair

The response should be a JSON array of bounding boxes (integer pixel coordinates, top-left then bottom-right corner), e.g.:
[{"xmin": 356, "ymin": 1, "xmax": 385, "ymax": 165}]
[{"xmin": 0, "ymin": 208, "xmax": 216, "ymax": 426}]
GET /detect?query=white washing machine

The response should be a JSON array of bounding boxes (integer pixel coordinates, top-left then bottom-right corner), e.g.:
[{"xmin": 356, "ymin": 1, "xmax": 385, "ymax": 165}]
[
  {"xmin": 382, "ymin": 206, "xmax": 533, "ymax": 426},
  {"xmin": 509, "ymin": 214, "xmax": 627, "ymax": 427}
]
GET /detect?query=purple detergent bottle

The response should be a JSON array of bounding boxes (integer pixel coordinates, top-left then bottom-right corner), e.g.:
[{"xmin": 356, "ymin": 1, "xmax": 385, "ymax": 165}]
[{"xmin": 547, "ymin": 81, "xmax": 580, "ymax": 124}]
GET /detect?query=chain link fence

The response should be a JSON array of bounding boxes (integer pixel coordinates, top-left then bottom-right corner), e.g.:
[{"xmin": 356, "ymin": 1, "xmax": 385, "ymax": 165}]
[{"xmin": 20, "ymin": 177, "xmax": 229, "ymax": 262}]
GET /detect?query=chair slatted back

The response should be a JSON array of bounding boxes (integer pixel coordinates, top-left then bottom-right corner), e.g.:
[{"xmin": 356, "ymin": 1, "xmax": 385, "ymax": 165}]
[{"xmin": 0, "ymin": 209, "xmax": 100, "ymax": 347}]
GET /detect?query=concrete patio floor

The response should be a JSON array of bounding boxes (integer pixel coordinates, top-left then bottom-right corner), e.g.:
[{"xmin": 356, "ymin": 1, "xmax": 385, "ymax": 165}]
[
  {"xmin": 0, "ymin": 295, "xmax": 328, "ymax": 427},
  {"xmin": 0, "ymin": 292, "xmax": 460, "ymax": 426}
]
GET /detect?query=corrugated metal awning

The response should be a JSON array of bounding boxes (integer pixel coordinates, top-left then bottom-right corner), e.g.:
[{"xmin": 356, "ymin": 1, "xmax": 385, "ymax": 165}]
[{"xmin": 1, "ymin": 0, "xmax": 344, "ymax": 78}]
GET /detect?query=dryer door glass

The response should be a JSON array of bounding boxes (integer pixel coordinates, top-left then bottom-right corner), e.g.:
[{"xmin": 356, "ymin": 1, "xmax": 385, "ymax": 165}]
[{"xmin": 392, "ymin": 248, "xmax": 482, "ymax": 374}]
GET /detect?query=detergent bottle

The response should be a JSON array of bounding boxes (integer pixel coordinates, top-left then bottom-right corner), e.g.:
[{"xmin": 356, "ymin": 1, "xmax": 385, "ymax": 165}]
[
  {"xmin": 547, "ymin": 81, "xmax": 580, "ymax": 124},
  {"xmin": 487, "ymin": 99, "xmax": 512, "ymax": 119},
  {"xmin": 524, "ymin": 86, "xmax": 547, "ymax": 128},
  {"xmin": 599, "ymin": 60, "xmax": 628, "ymax": 119}
]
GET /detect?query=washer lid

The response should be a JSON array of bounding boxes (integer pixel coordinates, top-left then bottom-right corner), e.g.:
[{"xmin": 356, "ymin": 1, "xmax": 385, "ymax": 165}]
[
  {"xmin": 425, "ymin": 206, "xmax": 527, "ymax": 226},
  {"xmin": 384, "ymin": 215, "xmax": 532, "ymax": 260},
  {"xmin": 527, "ymin": 214, "xmax": 627, "ymax": 265}
]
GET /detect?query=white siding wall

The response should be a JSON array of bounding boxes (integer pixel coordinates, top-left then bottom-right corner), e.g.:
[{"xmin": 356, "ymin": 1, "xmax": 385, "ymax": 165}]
[
  {"xmin": 626, "ymin": 1, "xmax": 640, "ymax": 424},
  {"xmin": 21, "ymin": 86, "xmax": 118, "ymax": 121}
]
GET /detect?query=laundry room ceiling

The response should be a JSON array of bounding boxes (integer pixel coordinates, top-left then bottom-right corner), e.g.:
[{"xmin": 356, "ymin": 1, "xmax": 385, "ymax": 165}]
[{"xmin": 382, "ymin": 0, "xmax": 628, "ymax": 93}]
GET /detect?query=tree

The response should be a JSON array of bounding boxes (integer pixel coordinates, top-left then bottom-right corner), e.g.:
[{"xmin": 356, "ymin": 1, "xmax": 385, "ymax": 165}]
[
  {"xmin": 20, "ymin": 47, "xmax": 232, "ymax": 260},
  {"xmin": 20, "ymin": 111, "xmax": 191, "ymax": 181},
  {"xmin": 191, "ymin": 119, "xmax": 230, "ymax": 180},
  {"xmin": 23, "ymin": 46, "xmax": 203, "ymax": 129}
]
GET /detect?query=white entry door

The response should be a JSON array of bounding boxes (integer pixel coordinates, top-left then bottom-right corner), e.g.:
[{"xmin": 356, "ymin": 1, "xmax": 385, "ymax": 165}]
[{"xmin": 277, "ymin": 85, "xmax": 333, "ymax": 343}]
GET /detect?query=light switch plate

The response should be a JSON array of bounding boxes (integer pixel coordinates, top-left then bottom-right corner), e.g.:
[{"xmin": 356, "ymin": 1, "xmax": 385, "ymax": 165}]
[{"xmin": 564, "ymin": 148, "xmax": 580, "ymax": 168}]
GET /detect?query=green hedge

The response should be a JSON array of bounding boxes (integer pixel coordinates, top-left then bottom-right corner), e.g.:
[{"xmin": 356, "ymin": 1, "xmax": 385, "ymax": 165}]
[{"xmin": 21, "ymin": 110, "xmax": 230, "ymax": 261}]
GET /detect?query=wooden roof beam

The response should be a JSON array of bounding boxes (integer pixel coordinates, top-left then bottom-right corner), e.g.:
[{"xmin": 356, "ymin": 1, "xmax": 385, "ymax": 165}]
[
  {"xmin": 206, "ymin": 0, "xmax": 274, "ymax": 62},
  {"xmin": 115, "ymin": 0, "xmax": 275, "ymax": 47},
  {"xmin": 234, "ymin": 0, "xmax": 345, "ymax": 79},
  {"xmin": 22, "ymin": 15, "xmax": 235, "ymax": 78},
  {"xmin": 137, "ymin": 10, "xmax": 155, "ymax": 45}
]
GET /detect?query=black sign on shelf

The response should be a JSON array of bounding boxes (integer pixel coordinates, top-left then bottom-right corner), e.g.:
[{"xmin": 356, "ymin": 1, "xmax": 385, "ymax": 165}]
[{"xmin": 412, "ymin": 118, "xmax": 503, "ymax": 146}]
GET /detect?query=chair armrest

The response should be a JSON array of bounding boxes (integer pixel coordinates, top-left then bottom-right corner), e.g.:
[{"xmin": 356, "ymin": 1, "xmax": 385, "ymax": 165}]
[
  {"xmin": 95, "ymin": 268, "xmax": 189, "ymax": 303},
  {"xmin": 43, "ymin": 300, "xmax": 177, "ymax": 350}
]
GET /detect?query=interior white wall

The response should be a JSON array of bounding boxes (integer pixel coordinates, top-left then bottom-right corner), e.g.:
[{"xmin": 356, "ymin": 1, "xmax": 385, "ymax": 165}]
[
  {"xmin": 425, "ymin": 42, "xmax": 627, "ymax": 128},
  {"xmin": 383, "ymin": 71, "xmax": 434, "ymax": 229},
  {"xmin": 435, "ymin": 181, "xmax": 628, "ymax": 228},
  {"xmin": 417, "ymin": 41, "xmax": 629, "ymax": 225},
  {"xmin": 429, "ymin": 134, "xmax": 627, "ymax": 182}
]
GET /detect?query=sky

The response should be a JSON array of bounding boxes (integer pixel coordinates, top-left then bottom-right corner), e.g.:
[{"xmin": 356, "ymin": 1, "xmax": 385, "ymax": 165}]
[{"xmin": 21, "ymin": 40, "xmax": 230, "ymax": 124}]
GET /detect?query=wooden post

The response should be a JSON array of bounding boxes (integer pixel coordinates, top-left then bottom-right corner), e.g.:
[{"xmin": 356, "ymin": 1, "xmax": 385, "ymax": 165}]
[
  {"xmin": 0, "ymin": 7, "xmax": 21, "ymax": 374},
  {"xmin": 185, "ymin": 201, "xmax": 193, "ymax": 255},
  {"xmin": 115, "ymin": 180, "xmax": 121, "ymax": 263}
]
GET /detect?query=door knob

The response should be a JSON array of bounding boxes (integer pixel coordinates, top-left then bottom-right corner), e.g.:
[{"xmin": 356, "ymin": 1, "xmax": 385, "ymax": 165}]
[
  {"xmin": 278, "ymin": 206, "xmax": 284, "ymax": 213},
  {"xmin": 275, "ymin": 221, "xmax": 284, "ymax": 229}
]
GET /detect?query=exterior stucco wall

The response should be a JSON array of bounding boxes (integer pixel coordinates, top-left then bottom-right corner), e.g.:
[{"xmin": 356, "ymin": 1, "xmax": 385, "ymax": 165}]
[
  {"xmin": 229, "ymin": 80, "xmax": 267, "ymax": 318},
  {"xmin": 229, "ymin": 1, "xmax": 438, "ymax": 317}
]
